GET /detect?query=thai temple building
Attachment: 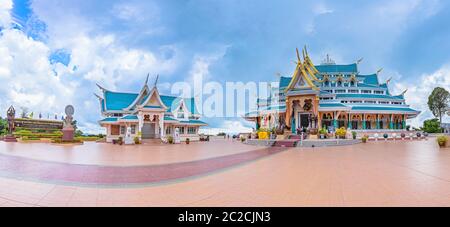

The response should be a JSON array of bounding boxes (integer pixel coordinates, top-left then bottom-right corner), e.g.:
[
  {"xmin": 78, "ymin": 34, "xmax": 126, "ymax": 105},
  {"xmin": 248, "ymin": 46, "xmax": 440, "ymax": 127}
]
[
  {"xmin": 95, "ymin": 76, "xmax": 207, "ymax": 142},
  {"xmin": 244, "ymin": 47, "xmax": 420, "ymax": 136}
]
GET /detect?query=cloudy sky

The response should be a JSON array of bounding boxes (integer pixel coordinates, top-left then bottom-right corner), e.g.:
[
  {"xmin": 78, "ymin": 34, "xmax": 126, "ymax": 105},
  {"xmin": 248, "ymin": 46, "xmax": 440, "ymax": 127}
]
[{"xmin": 0, "ymin": 0, "xmax": 449, "ymax": 134}]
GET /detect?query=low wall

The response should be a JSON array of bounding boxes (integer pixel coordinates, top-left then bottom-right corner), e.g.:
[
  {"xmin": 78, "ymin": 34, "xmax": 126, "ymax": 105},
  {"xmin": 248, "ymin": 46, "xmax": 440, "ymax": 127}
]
[
  {"xmin": 297, "ymin": 139, "xmax": 360, "ymax": 147},
  {"xmin": 245, "ymin": 139, "xmax": 276, "ymax": 147}
]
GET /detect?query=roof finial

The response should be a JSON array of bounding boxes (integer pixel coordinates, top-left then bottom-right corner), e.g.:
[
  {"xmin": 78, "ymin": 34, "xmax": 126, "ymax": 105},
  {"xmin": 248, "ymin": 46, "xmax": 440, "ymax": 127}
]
[
  {"xmin": 154, "ymin": 74, "xmax": 159, "ymax": 88},
  {"xmin": 386, "ymin": 76, "xmax": 392, "ymax": 84},
  {"xmin": 295, "ymin": 48, "xmax": 301, "ymax": 62},
  {"xmin": 145, "ymin": 73, "xmax": 150, "ymax": 85},
  {"xmin": 401, "ymin": 89, "xmax": 408, "ymax": 95},
  {"xmin": 377, "ymin": 68, "xmax": 383, "ymax": 74},
  {"xmin": 356, "ymin": 58, "xmax": 363, "ymax": 64},
  {"xmin": 96, "ymin": 83, "xmax": 107, "ymax": 92}
]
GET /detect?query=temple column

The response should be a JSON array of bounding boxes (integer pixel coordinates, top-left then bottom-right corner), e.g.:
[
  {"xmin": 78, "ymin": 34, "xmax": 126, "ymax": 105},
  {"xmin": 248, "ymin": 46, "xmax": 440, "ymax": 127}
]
[
  {"xmin": 318, "ymin": 113, "xmax": 322, "ymax": 129},
  {"xmin": 333, "ymin": 112, "xmax": 338, "ymax": 129},
  {"xmin": 402, "ymin": 114, "xmax": 406, "ymax": 130},
  {"xmin": 362, "ymin": 114, "xmax": 366, "ymax": 130},
  {"xmin": 376, "ymin": 114, "xmax": 380, "ymax": 129},
  {"xmin": 348, "ymin": 113, "xmax": 352, "ymax": 129},
  {"xmin": 159, "ymin": 113, "xmax": 164, "ymax": 138},
  {"xmin": 389, "ymin": 114, "xmax": 394, "ymax": 129},
  {"xmin": 291, "ymin": 116, "xmax": 296, "ymax": 134}
]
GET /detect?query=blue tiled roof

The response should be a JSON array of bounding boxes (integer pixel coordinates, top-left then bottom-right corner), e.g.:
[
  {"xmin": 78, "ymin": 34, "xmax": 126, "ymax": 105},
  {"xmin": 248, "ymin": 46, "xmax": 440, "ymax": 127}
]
[
  {"xmin": 104, "ymin": 91, "xmax": 138, "ymax": 111},
  {"xmin": 99, "ymin": 117, "xmax": 118, "ymax": 122},
  {"xmin": 315, "ymin": 64, "xmax": 358, "ymax": 73},
  {"xmin": 120, "ymin": 115, "xmax": 138, "ymax": 120},
  {"xmin": 179, "ymin": 119, "xmax": 208, "ymax": 125},
  {"xmin": 351, "ymin": 106, "xmax": 418, "ymax": 112},
  {"xmin": 259, "ymin": 105, "xmax": 286, "ymax": 111},
  {"xmin": 160, "ymin": 95, "xmax": 177, "ymax": 111},
  {"xmin": 336, "ymin": 94, "xmax": 403, "ymax": 100},
  {"xmin": 184, "ymin": 97, "xmax": 200, "ymax": 115},
  {"xmin": 164, "ymin": 116, "xmax": 178, "ymax": 121},
  {"xmin": 143, "ymin": 105, "xmax": 162, "ymax": 109},
  {"xmin": 319, "ymin": 103, "xmax": 348, "ymax": 108},
  {"xmin": 358, "ymin": 74, "xmax": 379, "ymax": 85},
  {"xmin": 102, "ymin": 89, "xmax": 200, "ymax": 115},
  {"xmin": 279, "ymin": 76, "xmax": 292, "ymax": 88}
]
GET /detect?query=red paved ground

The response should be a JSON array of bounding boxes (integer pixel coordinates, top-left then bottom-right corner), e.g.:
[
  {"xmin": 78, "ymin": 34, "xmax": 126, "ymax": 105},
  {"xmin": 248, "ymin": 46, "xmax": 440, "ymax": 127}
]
[{"xmin": 0, "ymin": 146, "xmax": 286, "ymax": 185}]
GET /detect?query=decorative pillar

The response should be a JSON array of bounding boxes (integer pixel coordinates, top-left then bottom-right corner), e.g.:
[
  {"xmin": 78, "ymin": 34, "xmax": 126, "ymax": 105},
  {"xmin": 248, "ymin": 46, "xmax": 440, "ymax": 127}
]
[
  {"xmin": 318, "ymin": 113, "xmax": 322, "ymax": 129},
  {"xmin": 376, "ymin": 114, "xmax": 380, "ymax": 129},
  {"xmin": 348, "ymin": 113, "xmax": 352, "ymax": 129},
  {"xmin": 291, "ymin": 116, "xmax": 296, "ymax": 134},
  {"xmin": 402, "ymin": 114, "xmax": 406, "ymax": 130},
  {"xmin": 389, "ymin": 114, "xmax": 394, "ymax": 129},
  {"xmin": 159, "ymin": 113, "xmax": 164, "ymax": 138},
  {"xmin": 362, "ymin": 114, "xmax": 366, "ymax": 130},
  {"xmin": 333, "ymin": 112, "xmax": 338, "ymax": 129}
]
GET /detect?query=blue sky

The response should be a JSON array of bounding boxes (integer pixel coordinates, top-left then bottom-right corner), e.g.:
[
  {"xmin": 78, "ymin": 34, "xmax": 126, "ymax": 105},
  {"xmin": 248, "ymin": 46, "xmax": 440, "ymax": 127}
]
[{"xmin": 1, "ymin": 0, "xmax": 449, "ymax": 133}]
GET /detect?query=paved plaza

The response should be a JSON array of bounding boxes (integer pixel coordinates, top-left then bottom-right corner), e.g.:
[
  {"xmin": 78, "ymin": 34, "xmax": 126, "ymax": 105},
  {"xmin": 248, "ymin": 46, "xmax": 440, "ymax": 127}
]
[{"xmin": 0, "ymin": 139, "xmax": 450, "ymax": 206}]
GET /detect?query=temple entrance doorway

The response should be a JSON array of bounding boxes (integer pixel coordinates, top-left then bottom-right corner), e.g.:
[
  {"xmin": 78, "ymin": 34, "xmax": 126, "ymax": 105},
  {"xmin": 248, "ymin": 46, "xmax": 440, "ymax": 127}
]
[
  {"xmin": 298, "ymin": 113, "xmax": 311, "ymax": 131},
  {"xmin": 142, "ymin": 123, "xmax": 156, "ymax": 139}
]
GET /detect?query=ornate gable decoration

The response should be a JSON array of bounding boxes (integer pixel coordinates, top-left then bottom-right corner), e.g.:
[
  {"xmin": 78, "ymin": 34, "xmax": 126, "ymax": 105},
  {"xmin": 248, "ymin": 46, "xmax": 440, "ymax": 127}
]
[{"xmin": 285, "ymin": 47, "xmax": 320, "ymax": 92}]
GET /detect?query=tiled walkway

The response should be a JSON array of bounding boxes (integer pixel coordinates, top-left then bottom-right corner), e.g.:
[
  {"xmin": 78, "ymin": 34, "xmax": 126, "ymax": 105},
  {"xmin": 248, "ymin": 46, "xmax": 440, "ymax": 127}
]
[{"xmin": 1, "ymin": 139, "xmax": 450, "ymax": 206}]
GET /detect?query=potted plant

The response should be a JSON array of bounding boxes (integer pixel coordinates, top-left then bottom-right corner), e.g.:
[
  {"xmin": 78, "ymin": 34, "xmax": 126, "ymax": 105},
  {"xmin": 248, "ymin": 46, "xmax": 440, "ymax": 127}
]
[
  {"xmin": 319, "ymin": 128, "xmax": 327, "ymax": 139},
  {"xmin": 361, "ymin": 135, "xmax": 368, "ymax": 143},
  {"xmin": 167, "ymin": 135, "xmax": 174, "ymax": 144},
  {"xmin": 335, "ymin": 127, "xmax": 347, "ymax": 139},
  {"xmin": 240, "ymin": 137, "xmax": 246, "ymax": 143},
  {"xmin": 437, "ymin": 135, "xmax": 448, "ymax": 147},
  {"xmin": 185, "ymin": 138, "xmax": 190, "ymax": 144},
  {"xmin": 134, "ymin": 136, "xmax": 140, "ymax": 144},
  {"xmin": 257, "ymin": 128, "xmax": 269, "ymax": 140},
  {"xmin": 351, "ymin": 131, "xmax": 357, "ymax": 140},
  {"xmin": 118, "ymin": 136, "xmax": 123, "ymax": 145}
]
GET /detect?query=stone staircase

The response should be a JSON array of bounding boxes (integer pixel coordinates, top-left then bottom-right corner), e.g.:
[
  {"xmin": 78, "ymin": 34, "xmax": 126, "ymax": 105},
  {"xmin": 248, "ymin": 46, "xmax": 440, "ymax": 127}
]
[{"xmin": 272, "ymin": 139, "xmax": 300, "ymax": 147}]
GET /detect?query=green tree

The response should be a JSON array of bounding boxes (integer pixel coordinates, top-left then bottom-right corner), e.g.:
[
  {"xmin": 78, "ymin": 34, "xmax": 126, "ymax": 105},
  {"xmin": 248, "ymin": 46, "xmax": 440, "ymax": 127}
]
[
  {"xmin": 75, "ymin": 130, "xmax": 84, "ymax": 137},
  {"xmin": 427, "ymin": 87, "xmax": 450, "ymax": 125},
  {"xmin": 422, "ymin": 118, "xmax": 442, "ymax": 133},
  {"xmin": 0, "ymin": 117, "xmax": 7, "ymax": 135}
]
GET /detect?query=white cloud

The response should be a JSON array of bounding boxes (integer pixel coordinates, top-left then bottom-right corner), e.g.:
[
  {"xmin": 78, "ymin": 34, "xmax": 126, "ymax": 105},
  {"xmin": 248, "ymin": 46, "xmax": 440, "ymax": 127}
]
[
  {"xmin": 0, "ymin": 0, "xmax": 12, "ymax": 27},
  {"xmin": 0, "ymin": 0, "xmax": 178, "ymax": 134},
  {"xmin": 199, "ymin": 120, "xmax": 253, "ymax": 135},
  {"xmin": 313, "ymin": 2, "xmax": 334, "ymax": 15},
  {"xmin": 393, "ymin": 64, "xmax": 450, "ymax": 127}
]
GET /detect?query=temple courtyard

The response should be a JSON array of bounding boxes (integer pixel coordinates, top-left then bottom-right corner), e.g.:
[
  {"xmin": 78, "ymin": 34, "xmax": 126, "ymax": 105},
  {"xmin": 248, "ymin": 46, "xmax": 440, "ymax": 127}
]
[{"xmin": 0, "ymin": 139, "xmax": 450, "ymax": 206}]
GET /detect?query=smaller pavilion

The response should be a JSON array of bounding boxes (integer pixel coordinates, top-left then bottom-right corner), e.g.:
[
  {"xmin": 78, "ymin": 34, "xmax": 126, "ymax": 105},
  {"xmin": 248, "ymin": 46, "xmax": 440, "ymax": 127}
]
[{"xmin": 95, "ymin": 76, "xmax": 207, "ymax": 142}]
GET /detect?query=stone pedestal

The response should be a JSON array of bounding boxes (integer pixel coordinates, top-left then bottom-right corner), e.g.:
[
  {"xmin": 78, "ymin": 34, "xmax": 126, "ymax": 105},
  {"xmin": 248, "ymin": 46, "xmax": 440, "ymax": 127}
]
[
  {"xmin": 4, "ymin": 135, "xmax": 17, "ymax": 142},
  {"xmin": 62, "ymin": 127, "xmax": 74, "ymax": 141}
]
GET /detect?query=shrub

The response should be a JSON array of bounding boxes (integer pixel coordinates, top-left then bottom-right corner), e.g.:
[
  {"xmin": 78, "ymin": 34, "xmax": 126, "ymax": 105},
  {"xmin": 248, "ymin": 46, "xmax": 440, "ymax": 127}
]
[
  {"xmin": 361, "ymin": 135, "xmax": 368, "ymax": 143},
  {"xmin": 437, "ymin": 136, "xmax": 448, "ymax": 147},
  {"xmin": 167, "ymin": 135, "xmax": 174, "ymax": 144},
  {"xmin": 335, "ymin": 127, "xmax": 347, "ymax": 138},
  {"xmin": 351, "ymin": 131, "xmax": 357, "ymax": 139},
  {"xmin": 134, "ymin": 137, "xmax": 140, "ymax": 144},
  {"xmin": 422, "ymin": 119, "xmax": 442, "ymax": 133}
]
